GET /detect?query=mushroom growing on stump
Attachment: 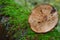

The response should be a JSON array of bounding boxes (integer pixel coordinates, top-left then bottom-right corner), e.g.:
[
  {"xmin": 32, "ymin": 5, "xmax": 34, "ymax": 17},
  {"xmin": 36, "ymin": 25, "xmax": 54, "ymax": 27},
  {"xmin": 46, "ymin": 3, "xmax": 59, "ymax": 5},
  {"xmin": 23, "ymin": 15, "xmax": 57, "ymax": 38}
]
[{"xmin": 28, "ymin": 4, "xmax": 58, "ymax": 33}]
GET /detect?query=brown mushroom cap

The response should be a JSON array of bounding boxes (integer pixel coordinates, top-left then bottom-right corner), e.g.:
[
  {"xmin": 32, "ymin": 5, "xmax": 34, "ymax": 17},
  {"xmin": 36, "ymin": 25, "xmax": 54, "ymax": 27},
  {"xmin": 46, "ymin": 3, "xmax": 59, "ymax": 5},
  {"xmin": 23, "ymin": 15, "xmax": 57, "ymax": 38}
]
[{"xmin": 28, "ymin": 4, "xmax": 58, "ymax": 33}]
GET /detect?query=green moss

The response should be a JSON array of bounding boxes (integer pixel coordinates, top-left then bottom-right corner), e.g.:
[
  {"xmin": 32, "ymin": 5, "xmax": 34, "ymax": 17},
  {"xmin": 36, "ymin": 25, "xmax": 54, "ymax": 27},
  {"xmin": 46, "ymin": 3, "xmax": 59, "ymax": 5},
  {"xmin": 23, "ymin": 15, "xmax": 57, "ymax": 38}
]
[{"xmin": 0, "ymin": 0, "xmax": 60, "ymax": 40}]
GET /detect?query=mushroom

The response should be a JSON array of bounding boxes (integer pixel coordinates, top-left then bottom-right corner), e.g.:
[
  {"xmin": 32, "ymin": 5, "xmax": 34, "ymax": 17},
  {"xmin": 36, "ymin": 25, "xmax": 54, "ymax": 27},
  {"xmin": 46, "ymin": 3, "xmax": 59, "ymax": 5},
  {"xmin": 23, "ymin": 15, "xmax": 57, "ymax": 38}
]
[{"xmin": 28, "ymin": 4, "xmax": 58, "ymax": 33}]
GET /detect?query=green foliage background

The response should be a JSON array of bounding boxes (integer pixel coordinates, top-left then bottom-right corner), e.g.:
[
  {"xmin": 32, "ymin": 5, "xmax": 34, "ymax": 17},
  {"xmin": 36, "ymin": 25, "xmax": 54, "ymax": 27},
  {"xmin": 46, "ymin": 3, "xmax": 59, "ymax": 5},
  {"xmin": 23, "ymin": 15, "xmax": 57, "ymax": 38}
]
[{"xmin": 0, "ymin": 0, "xmax": 60, "ymax": 40}]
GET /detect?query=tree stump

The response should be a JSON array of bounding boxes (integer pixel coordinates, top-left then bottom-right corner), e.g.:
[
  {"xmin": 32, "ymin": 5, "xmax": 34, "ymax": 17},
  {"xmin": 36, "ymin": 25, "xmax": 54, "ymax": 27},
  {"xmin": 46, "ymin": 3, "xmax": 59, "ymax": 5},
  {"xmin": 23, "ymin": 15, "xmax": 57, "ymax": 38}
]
[{"xmin": 28, "ymin": 4, "xmax": 58, "ymax": 33}]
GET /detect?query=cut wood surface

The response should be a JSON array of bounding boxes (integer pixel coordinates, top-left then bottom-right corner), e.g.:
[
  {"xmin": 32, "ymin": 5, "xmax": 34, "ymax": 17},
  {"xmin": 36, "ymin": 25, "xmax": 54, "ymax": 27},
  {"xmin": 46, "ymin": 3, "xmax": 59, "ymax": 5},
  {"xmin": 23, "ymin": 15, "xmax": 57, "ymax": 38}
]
[{"xmin": 28, "ymin": 4, "xmax": 58, "ymax": 33}]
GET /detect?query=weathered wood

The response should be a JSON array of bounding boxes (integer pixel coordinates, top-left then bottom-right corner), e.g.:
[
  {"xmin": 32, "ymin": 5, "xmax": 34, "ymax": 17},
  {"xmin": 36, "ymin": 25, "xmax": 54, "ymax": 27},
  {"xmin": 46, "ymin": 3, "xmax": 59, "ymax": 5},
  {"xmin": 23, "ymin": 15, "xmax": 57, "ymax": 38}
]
[{"xmin": 28, "ymin": 4, "xmax": 58, "ymax": 33}]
